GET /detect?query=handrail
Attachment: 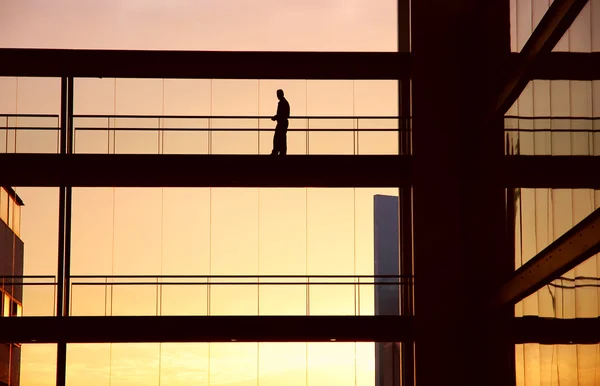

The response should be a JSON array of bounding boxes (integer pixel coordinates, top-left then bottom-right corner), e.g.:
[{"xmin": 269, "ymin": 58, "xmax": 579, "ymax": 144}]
[
  {"xmin": 505, "ymin": 115, "xmax": 600, "ymax": 120},
  {"xmin": 2, "ymin": 114, "xmax": 600, "ymax": 120},
  {"xmin": 73, "ymin": 282, "xmax": 404, "ymax": 286},
  {"xmin": 0, "ymin": 275, "xmax": 55, "ymax": 279},
  {"xmin": 70, "ymin": 274, "xmax": 411, "ymax": 279},
  {"xmin": 70, "ymin": 274, "xmax": 410, "ymax": 286},
  {"xmin": 505, "ymin": 128, "xmax": 599, "ymax": 132},
  {"xmin": 74, "ymin": 114, "xmax": 405, "ymax": 120},
  {"xmin": 74, "ymin": 127, "xmax": 404, "ymax": 132},
  {"xmin": 0, "ymin": 114, "xmax": 59, "ymax": 118},
  {"xmin": 1, "ymin": 126, "xmax": 405, "ymax": 132}
]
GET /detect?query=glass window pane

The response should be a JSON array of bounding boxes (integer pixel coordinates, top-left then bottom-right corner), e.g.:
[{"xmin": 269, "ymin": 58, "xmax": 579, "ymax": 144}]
[
  {"xmin": 7, "ymin": 198, "xmax": 13, "ymax": 229},
  {"xmin": 13, "ymin": 204, "xmax": 20, "ymax": 237},
  {"xmin": 0, "ymin": 188, "xmax": 7, "ymax": 224},
  {"xmin": 3, "ymin": 293, "xmax": 10, "ymax": 317}
]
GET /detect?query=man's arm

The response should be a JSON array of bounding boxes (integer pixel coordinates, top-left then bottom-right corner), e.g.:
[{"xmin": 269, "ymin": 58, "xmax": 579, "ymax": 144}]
[{"xmin": 272, "ymin": 101, "xmax": 281, "ymax": 121}]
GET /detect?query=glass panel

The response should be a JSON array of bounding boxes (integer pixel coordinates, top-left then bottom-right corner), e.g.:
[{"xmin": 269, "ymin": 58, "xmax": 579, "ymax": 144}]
[
  {"xmin": 64, "ymin": 342, "xmax": 382, "ymax": 385},
  {"xmin": 13, "ymin": 204, "xmax": 21, "ymax": 237},
  {"xmin": 0, "ymin": 188, "xmax": 7, "ymax": 224},
  {"xmin": 13, "ymin": 301, "xmax": 22, "ymax": 317},
  {"xmin": 109, "ymin": 343, "xmax": 161, "ymax": 386},
  {"xmin": 3, "ymin": 293, "xmax": 10, "ymax": 316},
  {"xmin": 17, "ymin": 187, "xmax": 60, "ymax": 316},
  {"xmin": 7, "ymin": 197, "xmax": 13, "ymax": 230},
  {"xmin": 516, "ymin": 344, "xmax": 600, "ymax": 385},
  {"xmin": 67, "ymin": 187, "xmax": 405, "ymax": 315},
  {"xmin": 21, "ymin": 343, "xmax": 57, "ymax": 386},
  {"xmin": 1, "ymin": 2, "xmax": 398, "ymax": 52},
  {"xmin": 505, "ymin": 81, "xmax": 600, "ymax": 156},
  {"xmin": 515, "ymin": 188, "xmax": 600, "ymax": 318},
  {"xmin": 72, "ymin": 78, "xmax": 401, "ymax": 155},
  {"xmin": 510, "ymin": 0, "xmax": 599, "ymax": 52}
]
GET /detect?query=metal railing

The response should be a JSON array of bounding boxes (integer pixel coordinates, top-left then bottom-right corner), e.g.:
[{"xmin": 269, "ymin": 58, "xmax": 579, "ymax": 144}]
[
  {"xmin": 505, "ymin": 116, "xmax": 600, "ymax": 155},
  {"xmin": 1, "ymin": 114, "xmax": 409, "ymax": 155},
  {"xmin": 69, "ymin": 274, "xmax": 411, "ymax": 317},
  {"xmin": 0, "ymin": 275, "xmax": 57, "ymax": 317}
]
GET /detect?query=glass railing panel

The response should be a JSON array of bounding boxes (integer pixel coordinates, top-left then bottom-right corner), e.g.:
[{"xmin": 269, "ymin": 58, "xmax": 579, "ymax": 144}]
[
  {"xmin": 358, "ymin": 276, "xmax": 376, "ymax": 316},
  {"xmin": 258, "ymin": 277, "xmax": 308, "ymax": 315},
  {"xmin": 0, "ymin": 115, "xmax": 60, "ymax": 154},
  {"xmin": 570, "ymin": 118, "xmax": 594, "ymax": 156},
  {"xmin": 209, "ymin": 277, "xmax": 259, "ymax": 316},
  {"xmin": 109, "ymin": 278, "xmax": 161, "ymax": 316},
  {"xmin": 159, "ymin": 277, "xmax": 209, "ymax": 316},
  {"xmin": 70, "ymin": 277, "xmax": 109, "ymax": 316},
  {"xmin": 162, "ymin": 117, "xmax": 210, "ymax": 155},
  {"xmin": 73, "ymin": 117, "xmax": 111, "ymax": 154},
  {"xmin": 273, "ymin": 118, "xmax": 308, "ymax": 155},
  {"xmin": 356, "ymin": 118, "xmax": 399, "ymax": 155},
  {"xmin": 308, "ymin": 277, "xmax": 358, "ymax": 316},
  {"xmin": 305, "ymin": 118, "xmax": 355, "ymax": 155},
  {"xmin": 10, "ymin": 113, "xmax": 407, "ymax": 155},
  {"xmin": 113, "ymin": 117, "xmax": 161, "ymax": 155},
  {"xmin": 17, "ymin": 276, "xmax": 57, "ymax": 317},
  {"xmin": 210, "ymin": 118, "xmax": 260, "ymax": 155},
  {"xmin": 505, "ymin": 117, "xmax": 600, "ymax": 156},
  {"xmin": 66, "ymin": 275, "xmax": 405, "ymax": 316},
  {"xmin": 551, "ymin": 118, "xmax": 573, "ymax": 156}
]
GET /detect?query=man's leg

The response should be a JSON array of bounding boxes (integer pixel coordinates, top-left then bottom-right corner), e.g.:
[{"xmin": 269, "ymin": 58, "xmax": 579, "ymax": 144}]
[
  {"xmin": 280, "ymin": 131, "xmax": 287, "ymax": 155},
  {"xmin": 271, "ymin": 130, "xmax": 279, "ymax": 155},
  {"xmin": 279, "ymin": 121, "xmax": 288, "ymax": 155}
]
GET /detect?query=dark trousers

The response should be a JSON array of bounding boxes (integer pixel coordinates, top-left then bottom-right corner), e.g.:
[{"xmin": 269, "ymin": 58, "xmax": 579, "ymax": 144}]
[{"xmin": 271, "ymin": 120, "xmax": 288, "ymax": 155}]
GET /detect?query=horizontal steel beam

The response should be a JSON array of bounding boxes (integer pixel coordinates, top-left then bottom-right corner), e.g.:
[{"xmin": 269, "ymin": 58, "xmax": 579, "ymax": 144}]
[
  {"xmin": 504, "ymin": 156, "xmax": 600, "ymax": 189},
  {"xmin": 531, "ymin": 52, "xmax": 600, "ymax": 80},
  {"xmin": 0, "ymin": 316, "xmax": 412, "ymax": 343},
  {"xmin": 0, "ymin": 315, "xmax": 596, "ymax": 344},
  {"xmin": 1, "ymin": 49, "xmax": 598, "ymax": 81},
  {"xmin": 490, "ymin": 206, "xmax": 600, "ymax": 310},
  {"xmin": 512, "ymin": 316, "xmax": 600, "ymax": 344},
  {"xmin": 0, "ymin": 154, "xmax": 410, "ymax": 188},
  {"xmin": 4, "ymin": 154, "xmax": 600, "ymax": 188},
  {"xmin": 491, "ymin": 0, "xmax": 589, "ymax": 118},
  {"xmin": 0, "ymin": 49, "xmax": 408, "ymax": 80}
]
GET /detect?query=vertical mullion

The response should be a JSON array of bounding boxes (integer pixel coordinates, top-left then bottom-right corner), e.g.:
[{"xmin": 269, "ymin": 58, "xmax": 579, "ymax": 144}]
[
  {"xmin": 55, "ymin": 76, "xmax": 70, "ymax": 386},
  {"xmin": 398, "ymin": 0, "xmax": 414, "ymax": 382}
]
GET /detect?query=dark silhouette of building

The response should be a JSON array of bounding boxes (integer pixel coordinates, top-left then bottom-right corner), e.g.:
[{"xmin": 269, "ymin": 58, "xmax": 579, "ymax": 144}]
[
  {"xmin": 0, "ymin": 187, "xmax": 24, "ymax": 386},
  {"xmin": 374, "ymin": 195, "xmax": 400, "ymax": 386}
]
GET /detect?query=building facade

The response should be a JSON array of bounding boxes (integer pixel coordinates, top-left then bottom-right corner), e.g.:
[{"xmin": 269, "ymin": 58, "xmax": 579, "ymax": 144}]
[{"xmin": 0, "ymin": 187, "xmax": 24, "ymax": 386}]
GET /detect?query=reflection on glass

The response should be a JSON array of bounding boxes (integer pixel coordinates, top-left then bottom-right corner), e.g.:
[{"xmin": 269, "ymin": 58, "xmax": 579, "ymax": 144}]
[
  {"xmin": 61, "ymin": 342, "xmax": 377, "ymax": 386},
  {"xmin": 21, "ymin": 344, "xmax": 57, "ymax": 386},
  {"xmin": 515, "ymin": 188, "xmax": 600, "ymax": 318},
  {"xmin": 516, "ymin": 344, "xmax": 600, "ymax": 385},
  {"xmin": 64, "ymin": 187, "xmax": 400, "ymax": 316}
]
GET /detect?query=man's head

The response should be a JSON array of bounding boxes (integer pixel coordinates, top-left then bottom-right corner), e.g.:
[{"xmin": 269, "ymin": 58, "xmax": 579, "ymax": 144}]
[{"xmin": 276, "ymin": 89, "xmax": 284, "ymax": 100}]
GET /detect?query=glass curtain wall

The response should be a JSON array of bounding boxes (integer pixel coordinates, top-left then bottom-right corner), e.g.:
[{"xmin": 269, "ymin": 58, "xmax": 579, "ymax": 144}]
[
  {"xmin": 511, "ymin": 0, "xmax": 600, "ymax": 52},
  {"xmin": 506, "ymin": 80, "xmax": 600, "ymax": 156},
  {"xmin": 72, "ymin": 78, "xmax": 400, "ymax": 156}
]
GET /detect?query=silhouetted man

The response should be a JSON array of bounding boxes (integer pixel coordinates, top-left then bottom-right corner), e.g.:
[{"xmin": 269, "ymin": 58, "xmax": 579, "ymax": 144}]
[{"xmin": 270, "ymin": 89, "xmax": 290, "ymax": 155}]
